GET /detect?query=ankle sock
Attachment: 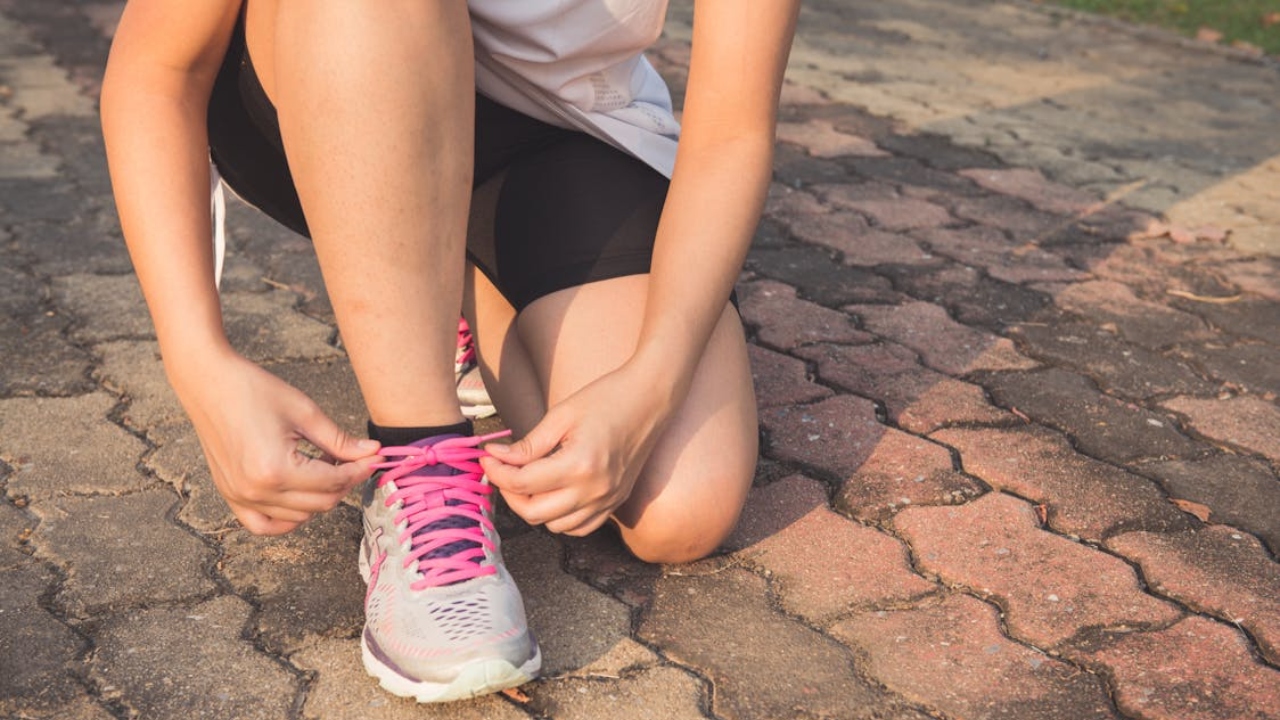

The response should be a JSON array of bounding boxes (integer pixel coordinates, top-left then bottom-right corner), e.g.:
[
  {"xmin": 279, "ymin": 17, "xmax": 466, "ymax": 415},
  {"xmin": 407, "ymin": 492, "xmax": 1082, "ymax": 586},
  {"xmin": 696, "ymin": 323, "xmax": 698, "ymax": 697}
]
[{"xmin": 367, "ymin": 419, "xmax": 474, "ymax": 447}]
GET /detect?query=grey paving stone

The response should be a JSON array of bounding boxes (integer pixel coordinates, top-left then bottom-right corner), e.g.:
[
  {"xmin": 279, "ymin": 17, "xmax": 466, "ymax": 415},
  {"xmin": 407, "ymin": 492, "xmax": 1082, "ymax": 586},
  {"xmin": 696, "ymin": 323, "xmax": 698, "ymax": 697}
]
[
  {"xmin": 506, "ymin": 531, "xmax": 632, "ymax": 677},
  {"xmin": 1139, "ymin": 455, "xmax": 1280, "ymax": 556},
  {"xmin": 291, "ymin": 636, "xmax": 531, "ymax": 720},
  {"xmin": 50, "ymin": 273, "xmax": 153, "ymax": 344},
  {"xmin": 0, "ymin": 180, "xmax": 86, "ymax": 223},
  {"xmin": 638, "ymin": 567, "xmax": 929, "ymax": 720},
  {"xmin": 738, "ymin": 278, "xmax": 871, "ymax": 350},
  {"xmin": 877, "ymin": 262, "xmax": 1054, "ymax": 331},
  {"xmin": 144, "ymin": 424, "xmax": 237, "ymax": 534},
  {"xmin": 220, "ymin": 289, "xmax": 343, "ymax": 363},
  {"xmin": 266, "ymin": 358, "xmax": 372, "ymax": 441},
  {"xmin": 1177, "ymin": 341, "xmax": 1280, "ymax": 399},
  {"xmin": 527, "ymin": 665, "xmax": 708, "ymax": 720},
  {"xmin": 747, "ymin": 343, "xmax": 833, "ymax": 410},
  {"xmin": 1, "ymin": 693, "xmax": 117, "ymax": 720},
  {"xmin": 0, "ymin": 393, "xmax": 150, "ymax": 500},
  {"xmin": 1051, "ymin": 279, "xmax": 1212, "ymax": 350},
  {"xmin": 744, "ymin": 245, "xmax": 903, "ymax": 307},
  {"xmin": 1008, "ymin": 321, "xmax": 1216, "ymax": 400},
  {"xmin": 0, "ymin": 560, "xmax": 86, "ymax": 713},
  {"xmin": 28, "ymin": 489, "xmax": 216, "ymax": 617},
  {"xmin": 851, "ymin": 300, "xmax": 1038, "ymax": 375},
  {"xmin": 93, "ymin": 340, "xmax": 184, "ymax": 440},
  {"xmin": 0, "ymin": 311, "xmax": 95, "ymax": 397},
  {"xmin": 89, "ymin": 595, "xmax": 298, "ymax": 720},
  {"xmin": 981, "ymin": 367, "xmax": 1203, "ymax": 464},
  {"xmin": 0, "ymin": 498, "xmax": 34, "ymax": 568},
  {"xmin": 219, "ymin": 505, "xmax": 364, "ymax": 655}
]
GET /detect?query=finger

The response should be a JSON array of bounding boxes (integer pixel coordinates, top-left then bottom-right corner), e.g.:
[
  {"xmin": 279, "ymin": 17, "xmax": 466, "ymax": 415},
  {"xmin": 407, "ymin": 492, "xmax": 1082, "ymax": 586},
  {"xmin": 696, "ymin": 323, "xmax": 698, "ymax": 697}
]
[
  {"xmin": 484, "ymin": 407, "xmax": 572, "ymax": 467},
  {"xmin": 231, "ymin": 504, "xmax": 307, "ymax": 536},
  {"xmin": 546, "ymin": 508, "xmax": 611, "ymax": 537},
  {"xmin": 483, "ymin": 451, "xmax": 580, "ymax": 497},
  {"xmin": 292, "ymin": 399, "xmax": 381, "ymax": 462},
  {"xmin": 500, "ymin": 486, "xmax": 581, "ymax": 527},
  {"xmin": 293, "ymin": 453, "xmax": 381, "ymax": 495}
]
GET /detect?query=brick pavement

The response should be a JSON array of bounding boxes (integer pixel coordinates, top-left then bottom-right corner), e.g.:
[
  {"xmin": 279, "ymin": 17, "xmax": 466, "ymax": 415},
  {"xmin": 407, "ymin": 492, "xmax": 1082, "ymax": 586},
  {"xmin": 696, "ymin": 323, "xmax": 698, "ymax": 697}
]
[{"xmin": 2, "ymin": 0, "xmax": 1278, "ymax": 718}]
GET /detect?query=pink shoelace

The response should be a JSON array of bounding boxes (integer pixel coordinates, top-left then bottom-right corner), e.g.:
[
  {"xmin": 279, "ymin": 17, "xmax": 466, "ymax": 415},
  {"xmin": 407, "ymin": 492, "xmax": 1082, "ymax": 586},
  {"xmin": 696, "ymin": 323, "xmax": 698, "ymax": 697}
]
[
  {"xmin": 372, "ymin": 431, "xmax": 510, "ymax": 589},
  {"xmin": 456, "ymin": 318, "xmax": 476, "ymax": 368}
]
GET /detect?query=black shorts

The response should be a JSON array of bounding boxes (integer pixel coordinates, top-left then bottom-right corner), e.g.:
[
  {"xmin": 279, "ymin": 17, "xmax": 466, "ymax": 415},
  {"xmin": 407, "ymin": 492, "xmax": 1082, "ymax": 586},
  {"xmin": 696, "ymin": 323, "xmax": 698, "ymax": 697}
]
[{"xmin": 207, "ymin": 18, "xmax": 668, "ymax": 312}]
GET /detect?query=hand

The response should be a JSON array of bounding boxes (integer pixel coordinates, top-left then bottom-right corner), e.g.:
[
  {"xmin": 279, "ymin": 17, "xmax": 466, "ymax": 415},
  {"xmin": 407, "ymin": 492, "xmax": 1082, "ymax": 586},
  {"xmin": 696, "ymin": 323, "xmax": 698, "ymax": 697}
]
[
  {"xmin": 481, "ymin": 363, "xmax": 675, "ymax": 536},
  {"xmin": 170, "ymin": 349, "xmax": 382, "ymax": 535}
]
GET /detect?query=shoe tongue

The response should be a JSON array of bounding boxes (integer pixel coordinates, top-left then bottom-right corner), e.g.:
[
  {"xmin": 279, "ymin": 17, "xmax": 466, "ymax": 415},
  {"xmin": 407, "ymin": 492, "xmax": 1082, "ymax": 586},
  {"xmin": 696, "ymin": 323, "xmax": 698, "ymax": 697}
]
[{"xmin": 405, "ymin": 434, "xmax": 484, "ymax": 574}]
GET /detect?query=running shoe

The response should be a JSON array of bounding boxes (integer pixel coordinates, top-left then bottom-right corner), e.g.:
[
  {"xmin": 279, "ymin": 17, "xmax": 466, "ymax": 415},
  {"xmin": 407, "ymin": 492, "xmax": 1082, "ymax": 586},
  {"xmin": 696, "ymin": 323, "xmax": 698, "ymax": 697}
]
[
  {"xmin": 455, "ymin": 318, "xmax": 496, "ymax": 419},
  {"xmin": 359, "ymin": 432, "xmax": 540, "ymax": 702}
]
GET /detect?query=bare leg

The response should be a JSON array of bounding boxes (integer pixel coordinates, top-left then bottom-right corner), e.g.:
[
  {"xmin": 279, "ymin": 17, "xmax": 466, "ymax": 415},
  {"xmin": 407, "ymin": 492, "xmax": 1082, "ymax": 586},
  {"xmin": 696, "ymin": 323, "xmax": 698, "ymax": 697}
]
[
  {"xmin": 247, "ymin": 0, "xmax": 474, "ymax": 428},
  {"xmin": 468, "ymin": 271, "xmax": 758, "ymax": 564}
]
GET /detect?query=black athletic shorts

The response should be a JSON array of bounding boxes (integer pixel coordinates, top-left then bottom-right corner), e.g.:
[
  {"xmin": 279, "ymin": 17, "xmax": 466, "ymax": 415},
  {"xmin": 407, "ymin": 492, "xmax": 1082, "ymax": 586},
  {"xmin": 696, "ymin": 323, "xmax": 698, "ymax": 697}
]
[{"xmin": 207, "ymin": 17, "xmax": 669, "ymax": 312}]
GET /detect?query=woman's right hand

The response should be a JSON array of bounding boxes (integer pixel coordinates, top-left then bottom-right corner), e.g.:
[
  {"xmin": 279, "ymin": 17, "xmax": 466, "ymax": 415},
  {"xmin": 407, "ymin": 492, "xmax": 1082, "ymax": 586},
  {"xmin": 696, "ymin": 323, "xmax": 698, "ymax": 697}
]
[{"xmin": 169, "ymin": 349, "xmax": 382, "ymax": 535}]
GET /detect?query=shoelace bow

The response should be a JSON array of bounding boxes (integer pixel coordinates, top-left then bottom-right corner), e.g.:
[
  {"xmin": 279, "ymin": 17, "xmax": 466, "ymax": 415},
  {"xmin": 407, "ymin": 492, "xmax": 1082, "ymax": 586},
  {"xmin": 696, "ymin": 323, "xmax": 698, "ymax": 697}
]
[
  {"xmin": 456, "ymin": 319, "xmax": 476, "ymax": 367},
  {"xmin": 372, "ymin": 431, "xmax": 510, "ymax": 589}
]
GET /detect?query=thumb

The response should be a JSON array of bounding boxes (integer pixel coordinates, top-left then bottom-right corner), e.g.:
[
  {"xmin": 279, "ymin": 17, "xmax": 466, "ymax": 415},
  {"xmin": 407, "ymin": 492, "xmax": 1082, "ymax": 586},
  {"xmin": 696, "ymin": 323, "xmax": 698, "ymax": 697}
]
[
  {"xmin": 486, "ymin": 410, "xmax": 570, "ymax": 467},
  {"xmin": 295, "ymin": 403, "xmax": 380, "ymax": 462}
]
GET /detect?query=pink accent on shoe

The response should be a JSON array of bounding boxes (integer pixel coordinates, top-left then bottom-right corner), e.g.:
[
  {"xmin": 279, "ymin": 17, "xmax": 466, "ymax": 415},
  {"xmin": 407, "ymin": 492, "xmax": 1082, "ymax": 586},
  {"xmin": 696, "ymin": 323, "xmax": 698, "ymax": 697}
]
[
  {"xmin": 456, "ymin": 318, "xmax": 476, "ymax": 367},
  {"xmin": 371, "ymin": 431, "xmax": 511, "ymax": 589}
]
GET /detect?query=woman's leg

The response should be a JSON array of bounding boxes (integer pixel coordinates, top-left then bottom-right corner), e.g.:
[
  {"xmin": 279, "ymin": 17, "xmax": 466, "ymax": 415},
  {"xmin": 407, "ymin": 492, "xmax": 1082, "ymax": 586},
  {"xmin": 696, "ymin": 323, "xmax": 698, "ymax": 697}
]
[
  {"xmin": 468, "ymin": 270, "xmax": 759, "ymax": 564},
  {"xmin": 245, "ymin": 0, "xmax": 474, "ymax": 428}
]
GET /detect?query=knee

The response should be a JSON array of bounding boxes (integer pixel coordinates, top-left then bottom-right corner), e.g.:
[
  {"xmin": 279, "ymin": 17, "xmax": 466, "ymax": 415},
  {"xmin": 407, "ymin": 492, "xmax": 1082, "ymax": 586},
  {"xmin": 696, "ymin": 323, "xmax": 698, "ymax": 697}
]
[{"xmin": 616, "ymin": 501, "xmax": 744, "ymax": 565}]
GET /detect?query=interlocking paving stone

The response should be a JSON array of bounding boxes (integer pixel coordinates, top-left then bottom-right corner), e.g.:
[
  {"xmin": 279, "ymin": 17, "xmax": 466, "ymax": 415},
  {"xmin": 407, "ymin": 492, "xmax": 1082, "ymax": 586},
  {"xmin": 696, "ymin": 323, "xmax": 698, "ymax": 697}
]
[
  {"xmin": 506, "ymin": 531, "xmax": 632, "ymax": 677},
  {"xmin": 291, "ymin": 637, "xmax": 531, "ymax": 720},
  {"xmin": 144, "ymin": 424, "xmax": 237, "ymax": 533},
  {"xmin": 1067, "ymin": 616, "xmax": 1280, "ymax": 720},
  {"xmin": 959, "ymin": 167, "xmax": 1099, "ymax": 215},
  {"xmin": 28, "ymin": 489, "xmax": 216, "ymax": 617},
  {"xmin": 933, "ymin": 425, "xmax": 1192, "ymax": 541},
  {"xmin": 820, "ymin": 192, "xmax": 954, "ymax": 232},
  {"xmin": 1106, "ymin": 526, "xmax": 1280, "ymax": 664},
  {"xmin": 0, "ymin": 311, "xmax": 95, "ymax": 396},
  {"xmin": 220, "ymin": 290, "xmax": 344, "ymax": 363},
  {"xmin": 894, "ymin": 492, "xmax": 1182, "ymax": 648},
  {"xmin": 219, "ymin": 506, "xmax": 364, "ymax": 654},
  {"xmin": 850, "ymin": 301, "xmax": 1038, "ymax": 375},
  {"xmin": 894, "ymin": 378, "xmax": 1015, "ymax": 434},
  {"xmin": 92, "ymin": 340, "xmax": 184, "ymax": 441},
  {"xmin": 0, "ymin": 499, "xmax": 34, "ymax": 568},
  {"xmin": 772, "ymin": 141, "xmax": 852, "ymax": 186},
  {"xmin": 89, "ymin": 595, "xmax": 298, "ymax": 720},
  {"xmin": 50, "ymin": 273, "xmax": 153, "ymax": 344},
  {"xmin": 1008, "ymin": 321, "xmax": 1215, "ymax": 400},
  {"xmin": 528, "ymin": 666, "xmax": 708, "ymax": 720},
  {"xmin": 981, "ymin": 368, "xmax": 1202, "ymax": 464},
  {"xmin": 1139, "ymin": 455, "xmax": 1280, "ymax": 555},
  {"xmin": 638, "ymin": 567, "xmax": 929, "ymax": 720},
  {"xmin": 1176, "ymin": 342, "xmax": 1280, "ymax": 398},
  {"xmin": 831, "ymin": 594, "xmax": 1117, "ymax": 720},
  {"xmin": 951, "ymin": 195, "xmax": 1066, "ymax": 242},
  {"xmin": 1161, "ymin": 395, "xmax": 1280, "ymax": 463},
  {"xmin": 0, "ymin": 560, "xmax": 86, "ymax": 714},
  {"xmin": 746, "ymin": 344, "xmax": 832, "ymax": 409},
  {"xmin": 1, "ymin": 693, "xmax": 117, "ymax": 720},
  {"xmin": 1170, "ymin": 295, "xmax": 1280, "ymax": 346},
  {"xmin": 738, "ymin": 279, "xmax": 871, "ymax": 350},
  {"xmin": 1051, "ymin": 280, "xmax": 1212, "ymax": 350},
  {"xmin": 0, "ymin": 393, "xmax": 150, "ymax": 500},
  {"xmin": 785, "ymin": 211, "xmax": 939, "ymax": 267},
  {"xmin": 915, "ymin": 225, "xmax": 1089, "ymax": 285},
  {"xmin": 879, "ymin": 262, "xmax": 1054, "ymax": 331},
  {"xmin": 726, "ymin": 476, "xmax": 936, "ymax": 622},
  {"xmin": 775, "ymin": 118, "xmax": 886, "ymax": 158},
  {"xmin": 1211, "ymin": 257, "xmax": 1280, "ymax": 302}
]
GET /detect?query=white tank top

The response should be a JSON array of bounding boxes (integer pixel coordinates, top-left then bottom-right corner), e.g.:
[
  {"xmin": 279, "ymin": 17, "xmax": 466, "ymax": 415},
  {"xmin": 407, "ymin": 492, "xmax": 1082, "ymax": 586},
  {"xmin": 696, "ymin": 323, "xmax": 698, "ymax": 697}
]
[{"xmin": 468, "ymin": 0, "xmax": 680, "ymax": 178}]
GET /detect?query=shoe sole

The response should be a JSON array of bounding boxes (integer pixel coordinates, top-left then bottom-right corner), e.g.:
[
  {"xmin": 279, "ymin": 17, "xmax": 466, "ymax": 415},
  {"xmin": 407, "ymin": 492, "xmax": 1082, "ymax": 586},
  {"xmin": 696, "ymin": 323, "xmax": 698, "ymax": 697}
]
[
  {"xmin": 461, "ymin": 402, "xmax": 497, "ymax": 420},
  {"xmin": 361, "ymin": 634, "xmax": 541, "ymax": 703}
]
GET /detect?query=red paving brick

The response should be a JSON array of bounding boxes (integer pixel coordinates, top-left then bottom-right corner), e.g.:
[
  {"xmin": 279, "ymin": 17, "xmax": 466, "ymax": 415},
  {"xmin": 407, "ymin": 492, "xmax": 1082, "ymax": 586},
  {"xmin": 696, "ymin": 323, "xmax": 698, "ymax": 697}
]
[
  {"xmin": 785, "ymin": 211, "xmax": 938, "ymax": 266},
  {"xmin": 1068, "ymin": 616, "xmax": 1280, "ymax": 720},
  {"xmin": 893, "ymin": 492, "xmax": 1181, "ymax": 648},
  {"xmin": 760, "ymin": 394, "xmax": 886, "ymax": 479},
  {"xmin": 831, "ymin": 594, "xmax": 1117, "ymax": 720},
  {"xmin": 820, "ymin": 190, "xmax": 953, "ymax": 232},
  {"xmin": 1106, "ymin": 526, "xmax": 1280, "ymax": 664},
  {"xmin": 932, "ymin": 426, "xmax": 1192, "ymax": 541},
  {"xmin": 958, "ymin": 167, "xmax": 1098, "ymax": 215},
  {"xmin": 1051, "ymin": 280, "xmax": 1212, "ymax": 349},
  {"xmin": 775, "ymin": 119, "xmax": 886, "ymax": 158},
  {"xmin": 914, "ymin": 225, "xmax": 1090, "ymax": 284},
  {"xmin": 1161, "ymin": 395, "xmax": 1280, "ymax": 464},
  {"xmin": 895, "ymin": 378, "xmax": 1014, "ymax": 434},
  {"xmin": 746, "ymin": 344, "xmax": 832, "ymax": 409},
  {"xmin": 835, "ymin": 427, "xmax": 980, "ymax": 522},
  {"xmin": 727, "ymin": 476, "xmax": 936, "ymax": 623},
  {"xmin": 738, "ymin": 279, "xmax": 871, "ymax": 350},
  {"xmin": 850, "ymin": 301, "xmax": 1039, "ymax": 375}
]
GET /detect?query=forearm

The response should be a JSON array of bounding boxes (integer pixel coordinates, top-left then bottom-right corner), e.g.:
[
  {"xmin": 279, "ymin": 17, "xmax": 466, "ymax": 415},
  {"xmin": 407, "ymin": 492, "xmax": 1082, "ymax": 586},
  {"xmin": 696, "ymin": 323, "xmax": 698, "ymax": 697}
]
[
  {"xmin": 101, "ymin": 58, "xmax": 232, "ymax": 380},
  {"xmin": 631, "ymin": 132, "xmax": 774, "ymax": 398}
]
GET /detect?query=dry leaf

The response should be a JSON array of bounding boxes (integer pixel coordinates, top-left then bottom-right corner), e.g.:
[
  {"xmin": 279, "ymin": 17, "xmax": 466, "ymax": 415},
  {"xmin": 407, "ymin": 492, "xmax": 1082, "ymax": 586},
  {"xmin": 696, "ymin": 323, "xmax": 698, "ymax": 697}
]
[
  {"xmin": 1263, "ymin": 12, "xmax": 1280, "ymax": 27},
  {"xmin": 1196, "ymin": 27, "xmax": 1224, "ymax": 43},
  {"xmin": 1171, "ymin": 498, "xmax": 1211, "ymax": 522},
  {"xmin": 1166, "ymin": 289, "xmax": 1242, "ymax": 304},
  {"xmin": 501, "ymin": 687, "xmax": 531, "ymax": 704},
  {"xmin": 1034, "ymin": 504, "xmax": 1049, "ymax": 524},
  {"xmin": 1231, "ymin": 39, "xmax": 1265, "ymax": 56},
  {"xmin": 1167, "ymin": 225, "xmax": 1196, "ymax": 244}
]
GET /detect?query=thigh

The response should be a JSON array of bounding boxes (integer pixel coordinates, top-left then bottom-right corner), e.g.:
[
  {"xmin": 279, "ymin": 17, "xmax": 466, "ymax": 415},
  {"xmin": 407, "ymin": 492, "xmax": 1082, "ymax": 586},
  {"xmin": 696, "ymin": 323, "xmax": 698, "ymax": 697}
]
[{"xmin": 513, "ymin": 277, "xmax": 758, "ymax": 563}]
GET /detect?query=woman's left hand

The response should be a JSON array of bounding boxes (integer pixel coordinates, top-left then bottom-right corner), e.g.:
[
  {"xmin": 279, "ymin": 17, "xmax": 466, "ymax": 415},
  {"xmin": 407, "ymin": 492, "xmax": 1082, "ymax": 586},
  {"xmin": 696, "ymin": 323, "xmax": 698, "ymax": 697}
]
[{"xmin": 480, "ymin": 362, "xmax": 676, "ymax": 536}]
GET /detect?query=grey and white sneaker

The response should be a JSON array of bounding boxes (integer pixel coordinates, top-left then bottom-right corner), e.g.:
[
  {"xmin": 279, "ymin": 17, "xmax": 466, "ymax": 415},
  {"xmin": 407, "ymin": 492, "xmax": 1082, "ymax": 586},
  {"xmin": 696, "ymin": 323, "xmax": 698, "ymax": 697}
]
[
  {"xmin": 360, "ymin": 432, "xmax": 540, "ymax": 702},
  {"xmin": 455, "ymin": 318, "xmax": 496, "ymax": 419}
]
